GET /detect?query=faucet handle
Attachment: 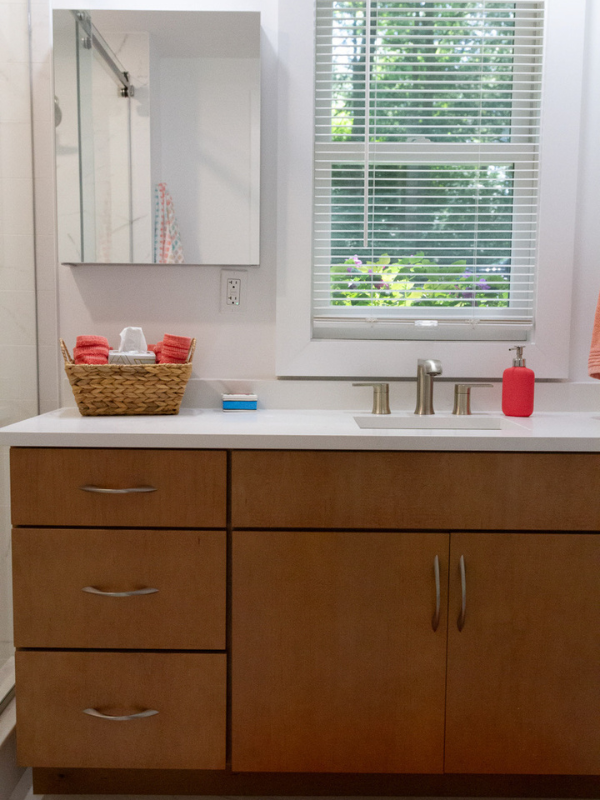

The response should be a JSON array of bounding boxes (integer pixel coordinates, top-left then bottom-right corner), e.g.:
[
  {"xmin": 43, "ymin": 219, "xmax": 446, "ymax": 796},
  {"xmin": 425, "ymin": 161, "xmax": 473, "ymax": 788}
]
[
  {"xmin": 452, "ymin": 383, "xmax": 493, "ymax": 416},
  {"xmin": 353, "ymin": 383, "xmax": 391, "ymax": 415}
]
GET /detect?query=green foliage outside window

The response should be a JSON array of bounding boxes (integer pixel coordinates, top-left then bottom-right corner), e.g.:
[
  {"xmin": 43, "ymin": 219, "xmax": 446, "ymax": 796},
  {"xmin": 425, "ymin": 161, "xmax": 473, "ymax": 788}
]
[
  {"xmin": 330, "ymin": 252, "xmax": 509, "ymax": 307},
  {"xmin": 322, "ymin": 1, "xmax": 519, "ymax": 309}
]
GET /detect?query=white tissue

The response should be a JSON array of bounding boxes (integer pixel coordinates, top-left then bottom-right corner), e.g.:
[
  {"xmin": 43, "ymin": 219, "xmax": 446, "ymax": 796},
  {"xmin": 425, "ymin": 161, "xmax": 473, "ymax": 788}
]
[{"xmin": 118, "ymin": 327, "xmax": 148, "ymax": 353}]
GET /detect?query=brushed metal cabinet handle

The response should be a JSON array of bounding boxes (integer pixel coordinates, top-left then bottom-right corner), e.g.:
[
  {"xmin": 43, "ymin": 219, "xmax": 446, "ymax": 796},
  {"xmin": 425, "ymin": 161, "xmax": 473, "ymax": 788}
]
[
  {"xmin": 432, "ymin": 554, "xmax": 441, "ymax": 632},
  {"xmin": 83, "ymin": 708, "xmax": 158, "ymax": 721},
  {"xmin": 82, "ymin": 586, "xmax": 159, "ymax": 598},
  {"xmin": 458, "ymin": 554, "xmax": 467, "ymax": 632},
  {"xmin": 79, "ymin": 485, "xmax": 157, "ymax": 494}
]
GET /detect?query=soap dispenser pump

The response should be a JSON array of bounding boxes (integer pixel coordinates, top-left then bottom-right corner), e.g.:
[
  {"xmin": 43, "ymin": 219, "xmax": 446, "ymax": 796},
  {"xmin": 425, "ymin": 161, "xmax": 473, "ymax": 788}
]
[{"xmin": 502, "ymin": 345, "xmax": 534, "ymax": 417}]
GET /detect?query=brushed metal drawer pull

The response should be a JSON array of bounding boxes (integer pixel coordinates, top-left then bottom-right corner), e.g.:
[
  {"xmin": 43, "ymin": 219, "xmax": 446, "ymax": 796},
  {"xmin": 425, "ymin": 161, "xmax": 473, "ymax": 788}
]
[
  {"xmin": 432, "ymin": 554, "xmax": 441, "ymax": 632},
  {"xmin": 458, "ymin": 554, "xmax": 467, "ymax": 632},
  {"xmin": 83, "ymin": 708, "xmax": 158, "ymax": 721},
  {"xmin": 79, "ymin": 485, "xmax": 157, "ymax": 494},
  {"xmin": 82, "ymin": 586, "xmax": 159, "ymax": 598}
]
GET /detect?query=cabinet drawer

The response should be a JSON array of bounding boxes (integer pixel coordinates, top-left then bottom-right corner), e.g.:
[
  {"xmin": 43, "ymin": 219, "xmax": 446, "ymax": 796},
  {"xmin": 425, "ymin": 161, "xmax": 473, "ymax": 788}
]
[
  {"xmin": 10, "ymin": 448, "xmax": 226, "ymax": 528},
  {"xmin": 16, "ymin": 651, "xmax": 226, "ymax": 769},
  {"xmin": 12, "ymin": 529, "xmax": 225, "ymax": 649},
  {"xmin": 232, "ymin": 451, "xmax": 600, "ymax": 531}
]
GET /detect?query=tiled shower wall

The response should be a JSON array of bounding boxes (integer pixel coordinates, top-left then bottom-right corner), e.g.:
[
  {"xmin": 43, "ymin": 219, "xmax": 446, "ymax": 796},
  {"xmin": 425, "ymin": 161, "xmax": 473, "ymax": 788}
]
[{"xmin": 0, "ymin": 0, "xmax": 38, "ymax": 669}]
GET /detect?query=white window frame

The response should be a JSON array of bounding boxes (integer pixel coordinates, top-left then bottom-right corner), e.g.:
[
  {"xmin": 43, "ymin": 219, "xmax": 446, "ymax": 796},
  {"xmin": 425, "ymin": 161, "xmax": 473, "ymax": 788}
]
[{"xmin": 276, "ymin": 0, "xmax": 586, "ymax": 378}]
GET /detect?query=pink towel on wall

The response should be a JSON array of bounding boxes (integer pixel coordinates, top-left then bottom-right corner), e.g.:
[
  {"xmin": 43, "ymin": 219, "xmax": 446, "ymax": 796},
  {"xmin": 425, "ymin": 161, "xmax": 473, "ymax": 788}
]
[
  {"xmin": 154, "ymin": 182, "xmax": 185, "ymax": 264},
  {"xmin": 588, "ymin": 292, "xmax": 600, "ymax": 379}
]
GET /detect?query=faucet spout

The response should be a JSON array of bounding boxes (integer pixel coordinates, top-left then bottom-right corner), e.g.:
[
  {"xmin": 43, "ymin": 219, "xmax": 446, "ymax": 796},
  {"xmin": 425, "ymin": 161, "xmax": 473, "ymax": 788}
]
[
  {"xmin": 415, "ymin": 358, "xmax": 443, "ymax": 415},
  {"xmin": 420, "ymin": 358, "xmax": 442, "ymax": 377}
]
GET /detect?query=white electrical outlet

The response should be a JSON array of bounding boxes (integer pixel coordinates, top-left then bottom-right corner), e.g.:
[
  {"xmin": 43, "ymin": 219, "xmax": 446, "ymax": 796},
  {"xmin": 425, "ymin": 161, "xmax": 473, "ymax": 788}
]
[
  {"xmin": 220, "ymin": 270, "xmax": 247, "ymax": 312},
  {"xmin": 227, "ymin": 279, "xmax": 241, "ymax": 306}
]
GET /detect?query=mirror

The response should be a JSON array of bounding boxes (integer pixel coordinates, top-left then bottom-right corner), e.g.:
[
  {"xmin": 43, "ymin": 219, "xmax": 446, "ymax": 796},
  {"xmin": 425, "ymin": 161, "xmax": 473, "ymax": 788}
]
[{"xmin": 52, "ymin": 9, "xmax": 260, "ymax": 265}]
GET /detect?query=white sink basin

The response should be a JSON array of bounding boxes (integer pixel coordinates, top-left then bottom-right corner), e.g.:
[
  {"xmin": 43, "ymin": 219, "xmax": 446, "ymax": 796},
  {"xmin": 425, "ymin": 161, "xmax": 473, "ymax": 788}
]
[{"xmin": 354, "ymin": 413, "xmax": 518, "ymax": 430}]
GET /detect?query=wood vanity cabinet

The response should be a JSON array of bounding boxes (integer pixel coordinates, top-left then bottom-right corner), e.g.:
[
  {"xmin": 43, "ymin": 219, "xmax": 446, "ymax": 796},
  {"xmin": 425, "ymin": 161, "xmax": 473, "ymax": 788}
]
[
  {"xmin": 10, "ymin": 448, "xmax": 228, "ymax": 771},
  {"xmin": 231, "ymin": 451, "xmax": 600, "ymax": 777},
  {"xmin": 9, "ymin": 446, "xmax": 600, "ymax": 788}
]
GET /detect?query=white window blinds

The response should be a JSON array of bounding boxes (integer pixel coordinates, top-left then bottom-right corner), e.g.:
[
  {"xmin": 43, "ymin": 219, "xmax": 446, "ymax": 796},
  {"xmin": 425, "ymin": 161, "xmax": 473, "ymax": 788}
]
[{"xmin": 312, "ymin": 0, "xmax": 544, "ymax": 341}]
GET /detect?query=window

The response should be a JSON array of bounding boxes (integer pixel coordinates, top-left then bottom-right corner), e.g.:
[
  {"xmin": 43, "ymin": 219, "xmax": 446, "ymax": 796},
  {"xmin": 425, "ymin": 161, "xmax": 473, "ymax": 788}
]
[
  {"xmin": 276, "ymin": 0, "xmax": 585, "ymax": 378},
  {"xmin": 313, "ymin": 0, "xmax": 543, "ymax": 341}
]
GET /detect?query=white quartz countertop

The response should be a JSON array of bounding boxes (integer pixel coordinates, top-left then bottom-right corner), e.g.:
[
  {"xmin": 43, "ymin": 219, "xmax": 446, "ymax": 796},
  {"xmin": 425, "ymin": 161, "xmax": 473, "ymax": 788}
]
[{"xmin": 2, "ymin": 407, "xmax": 600, "ymax": 451}]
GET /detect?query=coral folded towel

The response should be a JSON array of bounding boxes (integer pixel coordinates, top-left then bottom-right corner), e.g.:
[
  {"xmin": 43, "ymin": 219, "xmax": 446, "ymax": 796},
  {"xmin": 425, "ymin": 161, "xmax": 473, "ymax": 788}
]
[
  {"xmin": 75, "ymin": 354, "xmax": 109, "ymax": 365},
  {"xmin": 161, "ymin": 349, "xmax": 188, "ymax": 363},
  {"xmin": 162, "ymin": 334, "xmax": 192, "ymax": 362},
  {"xmin": 73, "ymin": 335, "xmax": 109, "ymax": 365},
  {"xmin": 151, "ymin": 342, "xmax": 163, "ymax": 362},
  {"xmin": 162, "ymin": 350, "xmax": 188, "ymax": 363},
  {"xmin": 163, "ymin": 334, "xmax": 192, "ymax": 350},
  {"xmin": 589, "ymin": 292, "xmax": 600, "ymax": 379},
  {"xmin": 151, "ymin": 334, "xmax": 192, "ymax": 363},
  {"xmin": 76, "ymin": 335, "xmax": 109, "ymax": 348},
  {"xmin": 74, "ymin": 344, "xmax": 108, "ymax": 354}
]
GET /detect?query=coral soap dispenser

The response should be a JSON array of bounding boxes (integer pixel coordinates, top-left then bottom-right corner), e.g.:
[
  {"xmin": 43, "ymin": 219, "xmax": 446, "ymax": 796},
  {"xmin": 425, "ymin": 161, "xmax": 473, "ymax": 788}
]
[{"xmin": 502, "ymin": 345, "xmax": 534, "ymax": 417}]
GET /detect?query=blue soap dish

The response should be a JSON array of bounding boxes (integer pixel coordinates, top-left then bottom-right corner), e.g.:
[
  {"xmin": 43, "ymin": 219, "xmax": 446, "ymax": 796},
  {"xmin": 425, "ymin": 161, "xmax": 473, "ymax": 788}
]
[{"xmin": 222, "ymin": 393, "xmax": 258, "ymax": 410}]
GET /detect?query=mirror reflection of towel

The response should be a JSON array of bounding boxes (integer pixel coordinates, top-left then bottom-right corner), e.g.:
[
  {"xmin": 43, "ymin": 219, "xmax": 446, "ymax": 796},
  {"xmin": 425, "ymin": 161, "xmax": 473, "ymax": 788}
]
[
  {"xmin": 154, "ymin": 182, "xmax": 185, "ymax": 264},
  {"xmin": 589, "ymin": 290, "xmax": 600, "ymax": 379}
]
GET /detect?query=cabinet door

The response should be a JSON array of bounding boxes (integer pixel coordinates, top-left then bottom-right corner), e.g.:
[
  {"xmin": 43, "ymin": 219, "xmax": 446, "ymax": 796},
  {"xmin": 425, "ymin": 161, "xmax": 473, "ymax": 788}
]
[
  {"xmin": 446, "ymin": 533, "xmax": 600, "ymax": 775},
  {"xmin": 232, "ymin": 531, "xmax": 449, "ymax": 773}
]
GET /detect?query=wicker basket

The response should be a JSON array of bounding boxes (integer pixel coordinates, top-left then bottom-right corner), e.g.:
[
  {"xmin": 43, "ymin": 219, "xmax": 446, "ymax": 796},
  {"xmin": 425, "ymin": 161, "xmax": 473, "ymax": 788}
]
[{"xmin": 60, "ymin": 338, "xmax": 196, "ymax": 416}]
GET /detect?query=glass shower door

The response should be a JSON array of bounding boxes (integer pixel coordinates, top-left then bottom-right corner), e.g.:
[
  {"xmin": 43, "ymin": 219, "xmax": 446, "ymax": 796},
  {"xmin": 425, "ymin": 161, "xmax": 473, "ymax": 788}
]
[{"xmin": 75, "ymin": 12, "xmax": 133, "ymax": 262}]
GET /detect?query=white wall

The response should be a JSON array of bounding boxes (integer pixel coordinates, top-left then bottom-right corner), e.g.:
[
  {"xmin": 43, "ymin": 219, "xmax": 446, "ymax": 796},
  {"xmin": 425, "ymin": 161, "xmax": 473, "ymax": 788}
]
[
  {"xmin": 569, "ymin": 0, "xmax": 600, "ymax": 383},
  {"xmin": 47, "ymin": 0, "xmax": 277, "ymax": 391},
  {"xmin": 34, "ymin": 0, "xmax": 600, "ymax": 402},
  {"xmin": 0, "ymin": 0, "xmax": 39, "ymax": 423},
  {"xmin": 0, "ymin": 0, "xmax": 39, "ymax": 670},
  {"xmin": 159, "ymin": 55, "xmax": 260, "ymax": 265}
]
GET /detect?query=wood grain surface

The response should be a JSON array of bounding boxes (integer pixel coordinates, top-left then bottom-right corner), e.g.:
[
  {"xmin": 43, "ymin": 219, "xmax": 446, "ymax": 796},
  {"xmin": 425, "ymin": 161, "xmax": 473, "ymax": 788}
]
[
  {"xmin": 31, "ymin": 768, "xmax": 600, "ymax": 796},
  {"xmin": 12, "ymin": 528, "xmax": 226, "ymax": 649},
  {"xmin": 231, "ymin": 451, "xmax": 600, "ymax": 530},
  {"xmin": 10, "ymin": 448, "xmax": 227, "ymax": 528},
  {"xmin": 232, "ymin": 530, "xmax": 449, "ymax": 773},
  {"xmin": 16, "ymin": 651, "xmax": 226, "ymax": 769},
  {"xmin": 445, "ymin": 532, "xmax": 600, "ymax": 774}
]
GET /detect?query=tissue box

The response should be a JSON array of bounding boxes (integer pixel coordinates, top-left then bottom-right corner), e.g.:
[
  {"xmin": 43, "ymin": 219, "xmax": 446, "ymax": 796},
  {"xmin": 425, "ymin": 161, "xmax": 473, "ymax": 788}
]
[
  {"xmin": 222, "ymin": 393, "xmax": 258, "ymax": 410},
  {"xmin": 109, "ymin": 352, "xmax": 156, "ymax": 365}
]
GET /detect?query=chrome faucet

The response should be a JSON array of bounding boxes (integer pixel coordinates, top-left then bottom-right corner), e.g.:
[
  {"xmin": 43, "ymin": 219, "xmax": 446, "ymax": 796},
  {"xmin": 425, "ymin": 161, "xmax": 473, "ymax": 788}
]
[{"xmin": 415, "ymin": 358, "xmax": 443, "ymax": 415}]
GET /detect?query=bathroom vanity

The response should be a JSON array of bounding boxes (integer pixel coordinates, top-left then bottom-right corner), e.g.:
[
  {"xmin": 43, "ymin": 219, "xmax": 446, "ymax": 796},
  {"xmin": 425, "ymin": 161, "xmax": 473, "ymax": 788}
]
[{"xmin": 2, "ymin": 409, "xmax": 600, "ymax": 795}]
